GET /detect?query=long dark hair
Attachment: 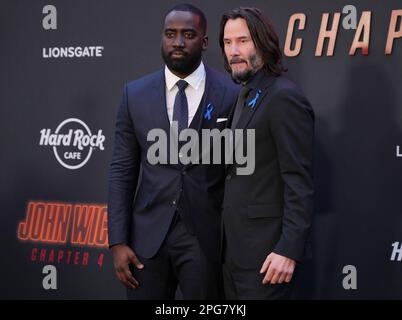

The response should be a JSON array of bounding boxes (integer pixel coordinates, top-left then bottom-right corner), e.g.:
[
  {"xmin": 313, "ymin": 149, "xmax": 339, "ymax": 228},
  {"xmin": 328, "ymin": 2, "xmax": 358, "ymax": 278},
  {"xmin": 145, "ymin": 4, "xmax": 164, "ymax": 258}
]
[{"xmin": 219, "ymin": 7, "xmax": 286, "ymax": 76}]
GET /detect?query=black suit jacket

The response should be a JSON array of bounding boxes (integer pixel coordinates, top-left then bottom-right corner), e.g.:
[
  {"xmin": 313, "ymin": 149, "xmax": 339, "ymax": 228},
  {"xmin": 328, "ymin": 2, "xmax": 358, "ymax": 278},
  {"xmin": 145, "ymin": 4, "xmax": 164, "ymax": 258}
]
[
  {"xmin": 223, "ymin": 70, "xmax": 314, "ymax": 269},
  {"xmin": 108, "ymin": 66, "xmax": 239, "ymax": 263}
]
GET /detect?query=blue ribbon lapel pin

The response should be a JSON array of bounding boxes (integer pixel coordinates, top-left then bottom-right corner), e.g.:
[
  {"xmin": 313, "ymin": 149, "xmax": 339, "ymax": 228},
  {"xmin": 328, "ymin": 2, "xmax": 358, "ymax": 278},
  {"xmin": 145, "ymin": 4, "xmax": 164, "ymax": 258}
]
[
  {"xmin": 248, "ymin": 90, "xmax": 262, "ymax": 109},
  {"xmin": 204, "ymin": 103, "xmax": 214, "ymax": 120}
]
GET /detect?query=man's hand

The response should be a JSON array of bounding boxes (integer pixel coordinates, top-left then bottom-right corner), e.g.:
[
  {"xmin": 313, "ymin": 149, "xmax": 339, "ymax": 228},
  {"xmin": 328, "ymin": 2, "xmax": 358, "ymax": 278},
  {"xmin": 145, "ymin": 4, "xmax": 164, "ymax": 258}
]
[
  {"xmin": 111, "ymin": 244, "xmax": 144, "ymax": 289},
  {"xmin": 260, "ymin": 252, "xmax": 296, "ymax": 285}
]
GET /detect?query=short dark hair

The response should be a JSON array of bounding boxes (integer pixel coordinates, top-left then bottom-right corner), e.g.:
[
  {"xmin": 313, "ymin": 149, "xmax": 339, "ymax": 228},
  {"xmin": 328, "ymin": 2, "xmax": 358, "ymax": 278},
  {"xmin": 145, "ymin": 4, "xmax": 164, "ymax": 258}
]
[
  {"xmin": 219, "ymin": 7, "xmax": 286, "ymax": 76},
  {"xmin": 165, "ymin": 3, "xmax": 207, "ymax": 35}
]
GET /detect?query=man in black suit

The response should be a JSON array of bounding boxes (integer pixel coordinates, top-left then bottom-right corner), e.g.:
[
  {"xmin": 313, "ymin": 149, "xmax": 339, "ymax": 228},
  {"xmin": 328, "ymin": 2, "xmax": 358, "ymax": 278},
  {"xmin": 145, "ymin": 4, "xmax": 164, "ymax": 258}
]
[
  {"xmin": 219, "ymin": 7, "xmax": 314, "ymax": 299},
  {"xmin": 107, "ymin": 4, "xmax": 238, "ymax": 299}
]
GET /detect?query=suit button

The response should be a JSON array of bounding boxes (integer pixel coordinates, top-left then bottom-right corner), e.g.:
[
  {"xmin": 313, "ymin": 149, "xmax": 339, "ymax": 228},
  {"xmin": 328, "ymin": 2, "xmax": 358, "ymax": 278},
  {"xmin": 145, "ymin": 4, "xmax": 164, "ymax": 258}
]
[
  {"xmin": 172, "ymin": 200, "xmax": 176, "ymax": 205},
  {"xmin": 181, "ymin": 170, "xmax": 187, "ymax": 176},
  {"xmin": 226, "ymin": 174, "xmax": 232, "ymax": 180}
]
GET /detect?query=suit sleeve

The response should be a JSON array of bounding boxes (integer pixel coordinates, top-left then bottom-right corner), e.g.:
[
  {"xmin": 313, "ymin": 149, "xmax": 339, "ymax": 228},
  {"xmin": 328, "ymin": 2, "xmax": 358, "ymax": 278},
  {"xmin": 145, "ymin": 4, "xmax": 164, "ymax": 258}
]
[
  {"xmin": 107, "ymin": 84, "xmax": 140, "ymax": 248},
  {"xmin": 267, "ymin": 88, "xmax": 314, "ymax": 262}
]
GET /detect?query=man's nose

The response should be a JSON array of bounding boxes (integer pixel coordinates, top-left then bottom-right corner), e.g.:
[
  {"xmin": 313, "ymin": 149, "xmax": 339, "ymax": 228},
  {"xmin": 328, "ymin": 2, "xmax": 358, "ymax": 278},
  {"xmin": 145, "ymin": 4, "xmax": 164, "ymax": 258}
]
[
  {"xmin": 227, "ymin": 43, "xmax": 240, "ymax": 57},
  {"xmin": 173, "ymin": 35, "xmax": 185, "ymax": 47}
]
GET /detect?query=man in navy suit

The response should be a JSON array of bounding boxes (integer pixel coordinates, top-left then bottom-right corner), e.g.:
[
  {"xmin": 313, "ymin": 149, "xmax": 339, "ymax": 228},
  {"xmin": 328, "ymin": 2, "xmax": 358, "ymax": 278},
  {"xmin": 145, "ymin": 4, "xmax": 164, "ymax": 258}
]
[{"xmin": 107, "ymin": 3, "xmax": 238, "ymax": 299}]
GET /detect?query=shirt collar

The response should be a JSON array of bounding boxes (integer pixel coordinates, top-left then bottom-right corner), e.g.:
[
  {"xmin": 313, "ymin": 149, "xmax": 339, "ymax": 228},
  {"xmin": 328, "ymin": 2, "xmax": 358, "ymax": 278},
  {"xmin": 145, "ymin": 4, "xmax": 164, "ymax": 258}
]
[{"xmin": 165, "ymin": 61, "xmax": 205, "ymax": 92}]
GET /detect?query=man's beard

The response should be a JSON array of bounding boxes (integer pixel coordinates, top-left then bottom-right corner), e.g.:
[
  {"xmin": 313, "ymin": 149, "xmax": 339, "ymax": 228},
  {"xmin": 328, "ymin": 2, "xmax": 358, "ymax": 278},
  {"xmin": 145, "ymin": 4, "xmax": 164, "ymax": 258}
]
[
  {"xmin": 230, "ymin": 54, "xmax": 261, "ymax": 83},
  {"xmin": 162, "ymin": 48, "xmax": 202, "ymax": 76}
]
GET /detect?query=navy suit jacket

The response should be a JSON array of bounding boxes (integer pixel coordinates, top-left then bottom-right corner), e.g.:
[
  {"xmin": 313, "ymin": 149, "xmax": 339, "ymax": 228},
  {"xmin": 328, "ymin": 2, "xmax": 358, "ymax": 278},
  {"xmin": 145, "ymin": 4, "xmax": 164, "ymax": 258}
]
[{"xmin": 108, "ymin": 66, "xmax": 239, "ymax": 263}]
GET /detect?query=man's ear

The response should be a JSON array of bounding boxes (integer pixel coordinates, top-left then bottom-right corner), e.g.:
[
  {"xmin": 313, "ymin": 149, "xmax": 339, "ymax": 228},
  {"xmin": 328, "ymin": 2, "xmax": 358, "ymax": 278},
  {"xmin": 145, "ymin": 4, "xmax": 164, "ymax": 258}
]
[{"xmin": 202, "ymin": 35, "xmax": 208, "ymax": 51}]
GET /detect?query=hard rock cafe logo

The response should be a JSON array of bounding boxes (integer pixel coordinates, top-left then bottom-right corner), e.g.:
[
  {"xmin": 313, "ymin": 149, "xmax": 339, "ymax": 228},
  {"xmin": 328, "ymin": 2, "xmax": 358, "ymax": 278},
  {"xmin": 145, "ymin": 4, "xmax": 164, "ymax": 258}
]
[{"xmin": 39, "ymin": 118, "xmax": 105, "ymax": 169}]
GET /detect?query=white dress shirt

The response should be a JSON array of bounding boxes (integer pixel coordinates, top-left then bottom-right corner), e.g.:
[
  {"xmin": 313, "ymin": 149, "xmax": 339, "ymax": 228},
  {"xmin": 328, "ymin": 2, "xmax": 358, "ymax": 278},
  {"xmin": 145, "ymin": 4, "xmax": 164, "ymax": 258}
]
[{"xmin": 165, "ymin": 61, "xmax": 206, "ymax": 126}]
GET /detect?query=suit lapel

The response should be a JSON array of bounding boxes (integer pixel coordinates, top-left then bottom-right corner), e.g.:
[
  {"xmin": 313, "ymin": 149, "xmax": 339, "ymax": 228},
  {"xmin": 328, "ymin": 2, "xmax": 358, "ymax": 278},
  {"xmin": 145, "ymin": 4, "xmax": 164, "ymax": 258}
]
[
  {"xmin": 230, "ymin": 72, "xmax": 277, "ymax": 169},
  {"xmin": 149, "ymin": 70, "xmax": 182, "ymax": 169},
  {"xmin": 185, "ymin": 67, "xmax": 224, "ymax": 169},
  {"xmin": 150, "ymin": 70, "xmax": 171, "ymax": 135},
  {"xmin": 196, "ymin": 67, "xmax": 223, "ymax": 132},
  {"xmin": 226, "ymin": 94, "xmax": 237, "ymax": 129},
  {"xmin": 234, "ymin": 72, "xmax": 276, "ymax": 130},
  {"xmin": 234, "ymin": 89, "xmax": 265, "ymax": 129}
]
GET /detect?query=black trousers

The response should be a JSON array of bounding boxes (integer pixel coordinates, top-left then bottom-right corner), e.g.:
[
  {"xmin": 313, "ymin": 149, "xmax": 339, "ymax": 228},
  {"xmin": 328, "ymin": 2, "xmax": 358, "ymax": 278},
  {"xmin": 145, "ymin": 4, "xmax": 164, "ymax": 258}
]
[
  {"xmin": 222, "ymin": 243, "xmax": 296, "ymax": 300},
  {"xmin": 127, "ymin": 214, "xmax": 222, "ymax": 300}
]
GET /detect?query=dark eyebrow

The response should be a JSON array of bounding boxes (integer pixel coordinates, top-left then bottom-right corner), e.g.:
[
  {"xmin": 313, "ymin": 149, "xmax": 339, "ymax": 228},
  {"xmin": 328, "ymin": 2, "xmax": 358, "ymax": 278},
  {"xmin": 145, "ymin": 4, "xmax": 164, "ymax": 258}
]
[
  {"xmin": 164, "ymin": 28, "xmax": 197, "ymax": 33},
  {"xmin": 223, "ymin": 35, "xmax": 250, "ymax": 41},
  {"xmin": 182, "ymin": 29, "xmax": 196, "ymax": 33}
]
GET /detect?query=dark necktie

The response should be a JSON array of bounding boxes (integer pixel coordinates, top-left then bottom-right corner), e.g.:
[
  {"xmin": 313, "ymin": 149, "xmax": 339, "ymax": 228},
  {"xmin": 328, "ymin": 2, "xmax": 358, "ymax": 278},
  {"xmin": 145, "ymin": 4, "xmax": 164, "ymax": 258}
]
[
  {"xmin": 230, "ymin": 86, "xmax": 251, "ymax": 130},
  {"xmin": 172, "ymin": 80, "xmax": 189, "ymax": 133}
]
